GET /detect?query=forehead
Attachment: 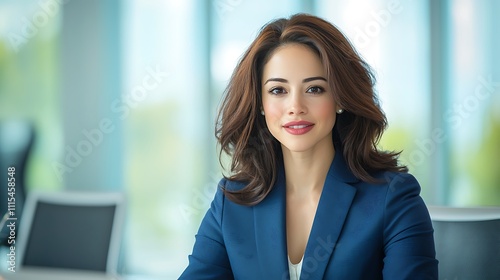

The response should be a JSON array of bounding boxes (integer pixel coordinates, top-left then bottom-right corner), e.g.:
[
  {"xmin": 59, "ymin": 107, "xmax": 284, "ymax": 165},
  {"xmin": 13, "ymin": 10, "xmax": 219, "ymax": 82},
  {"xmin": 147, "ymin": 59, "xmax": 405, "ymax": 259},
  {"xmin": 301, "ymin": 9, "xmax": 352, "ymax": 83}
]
[{"xmin": 262, "ymin": 44, "xmax": 325, "ymax": 80}]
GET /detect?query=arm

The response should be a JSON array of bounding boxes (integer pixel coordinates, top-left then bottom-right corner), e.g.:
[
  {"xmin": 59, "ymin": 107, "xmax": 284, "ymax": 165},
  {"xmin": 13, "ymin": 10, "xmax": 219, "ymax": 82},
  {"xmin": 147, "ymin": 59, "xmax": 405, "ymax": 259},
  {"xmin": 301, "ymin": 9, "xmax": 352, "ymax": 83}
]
[
  {"xmin": 382, "ymin": 173, "xmax": 438, "ymax": 279},
  {"xmin": 179, "ymin": 179, "xmax": 234, "ymax": 280}
]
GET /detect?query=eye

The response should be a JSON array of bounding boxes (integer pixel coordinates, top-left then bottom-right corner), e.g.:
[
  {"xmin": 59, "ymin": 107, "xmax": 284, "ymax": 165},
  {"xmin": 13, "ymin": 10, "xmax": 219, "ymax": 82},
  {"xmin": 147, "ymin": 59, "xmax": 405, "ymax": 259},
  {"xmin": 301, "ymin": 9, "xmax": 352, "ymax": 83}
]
[
  {"xmin": 269, "ymin": 87, "xmax": 287, "ymax": 95},
  {"xmin": 306, "ymin": 86, "xmax": 325, "ymax": 94}
]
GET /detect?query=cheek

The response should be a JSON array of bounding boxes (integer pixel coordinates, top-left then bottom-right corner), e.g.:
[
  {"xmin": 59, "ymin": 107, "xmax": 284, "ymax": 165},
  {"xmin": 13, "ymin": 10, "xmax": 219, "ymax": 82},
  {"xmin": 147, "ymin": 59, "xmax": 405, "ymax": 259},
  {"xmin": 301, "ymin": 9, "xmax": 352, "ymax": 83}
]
[
  {"xmin": 263, "ymin": 106, "xmax": 282, "ymax": 132},
  {"xmin": 315, "ymin": 99, "xmax": 337, "ymax": 126},
  {"xmin": 262, "ymin": 98, "xmax": 282, "ymax": 123},
  {"xmin": 262, "ymin": 101, "xmax": 285, "ymax": 140}
]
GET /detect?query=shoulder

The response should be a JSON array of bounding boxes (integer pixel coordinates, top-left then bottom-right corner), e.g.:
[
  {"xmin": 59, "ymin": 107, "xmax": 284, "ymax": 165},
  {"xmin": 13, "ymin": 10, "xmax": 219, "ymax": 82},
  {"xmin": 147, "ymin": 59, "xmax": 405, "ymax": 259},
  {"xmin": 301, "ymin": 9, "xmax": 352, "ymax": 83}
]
[
  {"xmin": 374, "ymin": 171, "xmax": 431, "ymax": 231},
  {"xmin": 372, "ymin": 170, "xmax": 419, "ymax": 184},
  {"xmin": 218, "ymin": 177, "xmax": 248, "ymax": 192},
  {"xmin": 351, "ymin": 171, "xmax": 425, "ymax": 220},
  {"xmin": 372, "ymin": 172, "xmax": 437, "ymax": 278},
  {"xmin": 346, "ymin": 171, "xmax": 424, "ymax": 222},
  {"xmin": 211, "ymin": 178, "xmax": 251, "ymax": 210},
  {"xmin": 352, "ymin": 171, "xmax": 421, "ymax": 200},
  {"xmin": 369, "ymin": 171, "xmax": 421, "ymax": 194},
  {"xmin": 201, "ymin": 178, "xmax": 250, "ymax": 229}
]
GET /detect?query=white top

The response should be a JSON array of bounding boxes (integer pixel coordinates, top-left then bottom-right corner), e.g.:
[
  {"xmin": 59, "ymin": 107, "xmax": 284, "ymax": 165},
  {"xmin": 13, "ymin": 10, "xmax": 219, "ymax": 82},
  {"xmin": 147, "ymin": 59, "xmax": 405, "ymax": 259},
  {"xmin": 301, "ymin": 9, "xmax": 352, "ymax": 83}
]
[{"xmin": 288, "ymin": 255, "xmax": 303, "ymax": 280}]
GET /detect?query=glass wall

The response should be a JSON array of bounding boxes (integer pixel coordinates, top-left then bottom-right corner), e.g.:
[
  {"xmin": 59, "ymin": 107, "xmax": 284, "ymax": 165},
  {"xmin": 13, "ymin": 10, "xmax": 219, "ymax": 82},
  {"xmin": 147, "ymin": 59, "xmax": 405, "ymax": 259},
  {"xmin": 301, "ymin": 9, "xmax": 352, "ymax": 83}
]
[
  {"xmin": 121, "ymin": 1, "xmax": 212, "ymax": 276},
  {"xmin": 0, "ymin": 0, "xmax": 63, "ymax": 191},
  {"xmin": 446, "ymin": 0, "xmax": 500, "ymax": 206}
]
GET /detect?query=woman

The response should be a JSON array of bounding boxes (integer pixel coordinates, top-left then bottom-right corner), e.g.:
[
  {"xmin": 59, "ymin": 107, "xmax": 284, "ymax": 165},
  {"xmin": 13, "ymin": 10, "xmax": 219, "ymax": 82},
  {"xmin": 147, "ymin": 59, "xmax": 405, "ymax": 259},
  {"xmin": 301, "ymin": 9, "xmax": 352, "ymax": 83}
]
[{"xmin": 180, "ymin": 14, "xmax": 438, "ymax": 279}]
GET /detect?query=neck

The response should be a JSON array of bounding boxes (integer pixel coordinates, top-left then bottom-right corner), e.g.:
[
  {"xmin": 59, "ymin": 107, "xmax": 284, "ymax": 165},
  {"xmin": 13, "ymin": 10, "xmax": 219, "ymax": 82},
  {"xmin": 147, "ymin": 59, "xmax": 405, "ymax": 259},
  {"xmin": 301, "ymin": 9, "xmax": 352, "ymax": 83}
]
[{"xmin": 282, "ymin": 138, "xmax": 335, "ymax": 194}]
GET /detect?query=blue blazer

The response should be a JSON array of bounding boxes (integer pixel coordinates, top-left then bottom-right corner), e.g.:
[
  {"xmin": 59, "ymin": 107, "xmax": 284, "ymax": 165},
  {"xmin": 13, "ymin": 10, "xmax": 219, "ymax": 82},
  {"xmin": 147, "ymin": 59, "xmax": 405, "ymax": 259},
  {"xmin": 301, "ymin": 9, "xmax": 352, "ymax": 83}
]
[{"xmin": 180, "ymin": 154, "xmax": 438, "ymax": 279}]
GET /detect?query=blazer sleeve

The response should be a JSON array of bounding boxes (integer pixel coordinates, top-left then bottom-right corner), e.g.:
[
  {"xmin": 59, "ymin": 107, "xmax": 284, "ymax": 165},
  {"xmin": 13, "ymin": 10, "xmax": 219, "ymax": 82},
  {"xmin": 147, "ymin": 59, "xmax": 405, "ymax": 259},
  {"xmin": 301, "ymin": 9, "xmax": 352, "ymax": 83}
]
[
  {"xmin": 382, "ymin": 173, "xmax": 438, "ymax": 279},
  {"xmin": 179, "ymin": 179, "xmax": 234, "ymax": 280}
]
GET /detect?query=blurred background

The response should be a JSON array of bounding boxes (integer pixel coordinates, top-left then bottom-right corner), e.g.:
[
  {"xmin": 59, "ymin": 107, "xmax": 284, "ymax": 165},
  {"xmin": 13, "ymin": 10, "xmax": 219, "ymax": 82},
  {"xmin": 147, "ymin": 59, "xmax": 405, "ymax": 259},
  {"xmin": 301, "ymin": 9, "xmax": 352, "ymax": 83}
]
[{"xmin": 0, "ymin": 0, "xmax": 498, "ymax": 277}]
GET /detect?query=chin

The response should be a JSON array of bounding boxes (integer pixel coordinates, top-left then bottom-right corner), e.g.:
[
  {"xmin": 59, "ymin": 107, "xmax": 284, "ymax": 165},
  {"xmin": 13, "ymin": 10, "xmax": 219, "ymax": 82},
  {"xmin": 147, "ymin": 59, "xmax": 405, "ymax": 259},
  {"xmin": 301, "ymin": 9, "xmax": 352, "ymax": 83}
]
[
  {"xmin": 280, "ymin": 142, "xmax": 315, "ymax": 153},
  {"xmin": 278, "ymin": 133, "xmax": 334, "ymax": 154}
]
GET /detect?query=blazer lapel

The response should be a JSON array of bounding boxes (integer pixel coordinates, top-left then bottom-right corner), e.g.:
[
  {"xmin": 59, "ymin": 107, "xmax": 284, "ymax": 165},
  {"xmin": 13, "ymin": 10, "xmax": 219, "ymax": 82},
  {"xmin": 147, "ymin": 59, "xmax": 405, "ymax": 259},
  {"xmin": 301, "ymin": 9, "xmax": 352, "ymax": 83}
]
[
  {"xmin": 301, "ymin": 154, "xmax": 358, "ymax": 279},
  {"xmin": 253, "ymin": 154, "xmax": 358, "ymax": 279},
  {"xmin": 253, "ymin": 165, "xmax": 289, "ymax": 278}
]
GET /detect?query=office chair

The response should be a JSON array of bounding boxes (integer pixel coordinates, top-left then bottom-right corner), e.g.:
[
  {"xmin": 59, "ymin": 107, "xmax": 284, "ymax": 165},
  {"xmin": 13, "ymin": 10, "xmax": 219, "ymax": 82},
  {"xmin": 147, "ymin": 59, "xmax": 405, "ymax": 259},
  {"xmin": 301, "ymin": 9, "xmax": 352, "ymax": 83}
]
[
  {"xmin": 16, "ymin": 191, "xmax": 126, "ymax": 275},
  {"xmin": 0, "ymin": 120, "xmax": 35, "ymax": 246},
  {"xmin": 428, "ymin": 206, "xmax": 500, "ymax": 279}
]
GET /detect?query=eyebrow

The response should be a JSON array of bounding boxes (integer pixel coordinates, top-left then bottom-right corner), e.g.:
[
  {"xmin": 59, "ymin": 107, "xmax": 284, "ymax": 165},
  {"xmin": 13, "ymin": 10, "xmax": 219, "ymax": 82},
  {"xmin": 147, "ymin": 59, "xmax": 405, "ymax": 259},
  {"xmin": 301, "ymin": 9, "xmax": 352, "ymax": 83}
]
[{"xmin": 264, "ymin": 76, "xmax": 327, "ymax": 85}]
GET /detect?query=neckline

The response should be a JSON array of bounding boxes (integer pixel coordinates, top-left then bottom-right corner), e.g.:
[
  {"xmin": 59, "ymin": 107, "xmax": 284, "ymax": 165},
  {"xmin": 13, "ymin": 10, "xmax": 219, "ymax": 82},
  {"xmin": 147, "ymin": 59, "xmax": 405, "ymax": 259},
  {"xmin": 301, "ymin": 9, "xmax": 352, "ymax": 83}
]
[{"xmin": 288, "ymin": 254, "xmax": 304, "ymax": 266}]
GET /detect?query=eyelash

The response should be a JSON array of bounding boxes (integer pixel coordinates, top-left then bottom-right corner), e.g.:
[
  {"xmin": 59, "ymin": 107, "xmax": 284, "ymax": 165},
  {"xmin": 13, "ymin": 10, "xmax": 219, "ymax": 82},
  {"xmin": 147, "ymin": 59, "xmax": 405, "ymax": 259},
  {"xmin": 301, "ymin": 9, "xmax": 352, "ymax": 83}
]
[
  {"xmin": 269, "ymin": 87, "xmax": 286, "ymax": 95},
  {"xmin": 306, "ymin": 86, "xmax": 325, "ymax": 94},
  {"xmin": 268, "ymin": 86, "xmax": 325, "ymax": 95}
]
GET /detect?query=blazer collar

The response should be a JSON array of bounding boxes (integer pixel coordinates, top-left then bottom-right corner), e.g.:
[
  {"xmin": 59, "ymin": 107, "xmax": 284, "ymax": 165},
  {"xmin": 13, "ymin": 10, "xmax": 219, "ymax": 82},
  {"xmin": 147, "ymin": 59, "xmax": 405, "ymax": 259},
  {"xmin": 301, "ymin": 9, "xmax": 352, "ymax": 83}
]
[
  {"xmin": 327, "ymin": 151, "xmax": 359, "ymax": 183},
  {"xmin": 253, "ymin": 163, "xmax": 288, "ymax": 279},
  {"xmin": 253, "ymin": 153, "xmax": 358, "ymax": 279}
]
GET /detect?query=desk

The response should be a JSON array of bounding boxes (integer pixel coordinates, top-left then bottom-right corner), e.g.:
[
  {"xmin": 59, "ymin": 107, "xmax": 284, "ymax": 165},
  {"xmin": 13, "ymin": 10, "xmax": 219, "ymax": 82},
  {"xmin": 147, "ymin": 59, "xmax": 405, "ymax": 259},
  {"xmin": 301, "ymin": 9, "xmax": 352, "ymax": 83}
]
[
  {"xmin": 0, "ymin": 269, "xmax": 175, "ymax": 280},
  {"xmin": 0, "ymin": 268, "xmax": 120, "ymax": 280}
]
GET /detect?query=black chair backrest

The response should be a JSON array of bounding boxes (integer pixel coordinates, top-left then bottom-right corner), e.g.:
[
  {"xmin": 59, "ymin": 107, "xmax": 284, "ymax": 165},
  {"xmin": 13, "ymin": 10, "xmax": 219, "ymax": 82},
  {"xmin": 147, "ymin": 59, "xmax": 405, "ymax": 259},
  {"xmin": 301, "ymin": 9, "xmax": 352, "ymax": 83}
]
[
  {"xmin": 18, "ymin": 192, "xmax": 125, "ymax": 274},
  {"xmin": 428, "ymin": 206, "xmax": 500, "ymax": 279}
]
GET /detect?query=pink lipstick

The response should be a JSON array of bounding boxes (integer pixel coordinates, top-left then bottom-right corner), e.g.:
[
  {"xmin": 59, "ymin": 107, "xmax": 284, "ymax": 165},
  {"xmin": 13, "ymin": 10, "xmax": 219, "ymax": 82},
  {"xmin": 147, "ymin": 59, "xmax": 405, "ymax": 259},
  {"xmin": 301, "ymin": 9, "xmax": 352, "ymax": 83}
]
[{"xmin": 283, "ymin": 121, "xmax": 314, "ymax": 135}]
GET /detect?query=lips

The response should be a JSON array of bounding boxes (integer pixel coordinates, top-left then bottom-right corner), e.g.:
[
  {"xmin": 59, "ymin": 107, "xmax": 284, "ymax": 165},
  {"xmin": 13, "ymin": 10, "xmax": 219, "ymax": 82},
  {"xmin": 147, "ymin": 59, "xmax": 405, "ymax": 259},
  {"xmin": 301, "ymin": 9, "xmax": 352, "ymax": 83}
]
[{"xmin": 283, "ymin": 121, "xmax": 314, "ymax": 135}]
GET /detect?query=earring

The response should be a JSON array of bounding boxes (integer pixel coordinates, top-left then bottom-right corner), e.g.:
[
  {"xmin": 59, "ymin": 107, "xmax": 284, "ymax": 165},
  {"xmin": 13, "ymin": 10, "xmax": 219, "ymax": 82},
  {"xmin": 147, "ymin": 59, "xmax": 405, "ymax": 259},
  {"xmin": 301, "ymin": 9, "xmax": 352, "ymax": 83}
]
[
  {"xmin": 261, "ymin": 110, "xmax": 265, "ymax": 116},
  {"xmin": 336, "ymin": 109, "xmax": 344, "ymax": 114}
]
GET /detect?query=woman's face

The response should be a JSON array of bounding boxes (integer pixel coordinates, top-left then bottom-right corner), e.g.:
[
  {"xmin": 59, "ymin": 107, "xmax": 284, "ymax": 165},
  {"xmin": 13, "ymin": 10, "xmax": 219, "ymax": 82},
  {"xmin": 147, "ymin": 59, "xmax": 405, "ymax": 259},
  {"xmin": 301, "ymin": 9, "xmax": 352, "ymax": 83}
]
[{"xmin": 261, "ymin": 43, "xmax": 338, "ymax": 154}]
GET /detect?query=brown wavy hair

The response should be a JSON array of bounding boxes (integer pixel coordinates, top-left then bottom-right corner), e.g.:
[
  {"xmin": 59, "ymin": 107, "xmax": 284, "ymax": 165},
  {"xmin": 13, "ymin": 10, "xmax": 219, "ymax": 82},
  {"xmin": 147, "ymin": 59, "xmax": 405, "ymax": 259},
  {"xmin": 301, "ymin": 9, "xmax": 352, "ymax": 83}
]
[{"xmin": 216, "ymin": 13, "xmax": 407, "ymax": 206}]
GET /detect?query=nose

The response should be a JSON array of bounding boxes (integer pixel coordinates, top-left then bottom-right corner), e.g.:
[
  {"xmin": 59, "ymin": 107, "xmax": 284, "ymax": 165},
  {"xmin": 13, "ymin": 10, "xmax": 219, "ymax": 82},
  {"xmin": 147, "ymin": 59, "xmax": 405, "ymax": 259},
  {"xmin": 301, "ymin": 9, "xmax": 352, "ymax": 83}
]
[{"xmin": 288, "ymin": 92, "xmax": 307, "ymax": 115}]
